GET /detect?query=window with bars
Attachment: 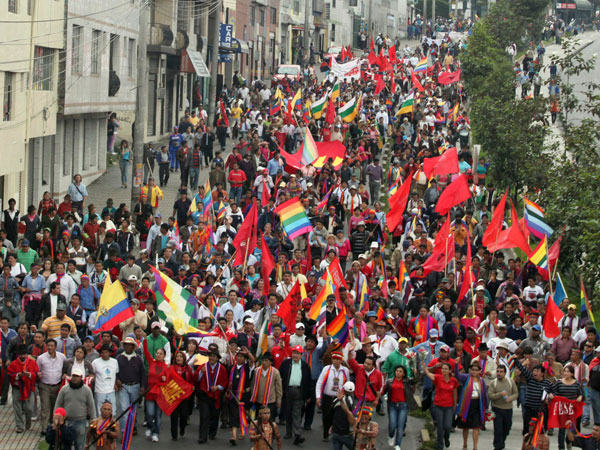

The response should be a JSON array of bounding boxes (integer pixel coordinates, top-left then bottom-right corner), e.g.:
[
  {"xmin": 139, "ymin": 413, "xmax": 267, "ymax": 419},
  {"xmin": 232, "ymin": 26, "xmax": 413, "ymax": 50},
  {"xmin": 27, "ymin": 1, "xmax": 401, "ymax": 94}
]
[
  {"xmin": 8, "ymin": 0, "xmax": 17, "ymax": 13},
  {"xmin": 33, "ymin": 47, "xmax": 55, "ymax": 91},
  {"xmin": 3, "ymin": 72, "xmax": 14, "ymax": 122},
  {"xmin": 128, "ymin": 38, "xmax": 135, "ymax": 77},
  {"xmin": 259, "ymin": 9, "xmax": 265, "ymax": 26},
  {"xmin": 72, "ymin": 25, "xmax": 83, "ymax": 74},
  {"xmin": 270, "ymin": 7, "xmax": 277, "ymax": 24},
  {"xmin": 91, "ymin": 30, "xmax": 101, "ymax": 74},
  {"xmin": 293, "ymin": 1, "xmax": 300, "ymax": 13},
  {"xmin": 250, "ymin": 7, "xmax": 255, "ymax": 26}
]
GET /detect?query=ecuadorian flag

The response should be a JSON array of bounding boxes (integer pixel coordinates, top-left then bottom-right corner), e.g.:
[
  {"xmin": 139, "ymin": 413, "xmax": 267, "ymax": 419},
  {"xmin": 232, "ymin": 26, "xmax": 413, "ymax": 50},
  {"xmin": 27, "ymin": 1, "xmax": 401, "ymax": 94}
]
[
  {"xmin": 95, "ymin": 277, "xmax": 133, "ymax": 333},
  {"xmin": 529, "ymin": 236, "xmax": 549, "ymax": 279}
]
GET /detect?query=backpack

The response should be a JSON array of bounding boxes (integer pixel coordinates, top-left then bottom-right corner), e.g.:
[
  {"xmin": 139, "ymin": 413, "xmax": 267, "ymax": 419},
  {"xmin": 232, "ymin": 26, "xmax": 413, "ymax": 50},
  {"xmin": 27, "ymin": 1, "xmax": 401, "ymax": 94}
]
[{"xmin": 589, "ymin": 364, "xmax": 600, "ymax": 390}]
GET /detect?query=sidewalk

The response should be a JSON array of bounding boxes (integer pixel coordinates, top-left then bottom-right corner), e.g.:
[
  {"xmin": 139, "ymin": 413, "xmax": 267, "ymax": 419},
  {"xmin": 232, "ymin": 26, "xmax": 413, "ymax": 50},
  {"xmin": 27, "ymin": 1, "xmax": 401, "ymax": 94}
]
[{"xmin": 0, "ymin": 394, "xmax": 41, "ymax": 450}]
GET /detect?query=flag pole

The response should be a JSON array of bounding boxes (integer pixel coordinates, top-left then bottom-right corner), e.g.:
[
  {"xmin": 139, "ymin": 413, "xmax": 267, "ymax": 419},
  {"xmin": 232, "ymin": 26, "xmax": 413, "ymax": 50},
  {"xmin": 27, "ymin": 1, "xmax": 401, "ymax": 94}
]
[{"xmin": 546, "ymin": 239, "xmax": 554, "ymax": 299}]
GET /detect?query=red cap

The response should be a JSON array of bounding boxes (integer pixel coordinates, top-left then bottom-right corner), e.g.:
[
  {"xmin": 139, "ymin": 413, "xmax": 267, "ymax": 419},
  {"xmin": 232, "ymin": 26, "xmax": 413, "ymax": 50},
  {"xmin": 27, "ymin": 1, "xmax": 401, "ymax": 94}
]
[{"xmin": 292, "ymin": 345, "xmax": 304, "ymax": 353}]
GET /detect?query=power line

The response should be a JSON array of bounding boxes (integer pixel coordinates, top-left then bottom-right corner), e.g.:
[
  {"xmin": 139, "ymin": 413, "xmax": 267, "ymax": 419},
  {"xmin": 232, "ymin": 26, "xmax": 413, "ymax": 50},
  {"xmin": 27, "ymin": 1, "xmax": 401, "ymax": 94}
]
[{"xmin": 0, "ymin": 1, "xmax": 132, "ymax": 24}]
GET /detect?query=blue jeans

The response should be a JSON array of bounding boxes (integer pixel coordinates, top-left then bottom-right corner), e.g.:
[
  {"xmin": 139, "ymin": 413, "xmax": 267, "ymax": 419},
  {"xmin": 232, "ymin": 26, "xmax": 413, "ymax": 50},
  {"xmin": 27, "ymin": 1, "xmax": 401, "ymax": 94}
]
[
  {"xmin": 431, "ymin": 405, "xmax": 454, "ymax": 450},
  {"xmin": 189, "ymin": 167, "xmax": 200, "ymax": 190},
  {"xmin": 120, "ymin": 160, "xmax": 130, "ymax": 185},
  {"xmin": 388, "ymin": 402, "xmax": 409, "ymax": 446},
  {"xmin": 68, "ymin": 419, "xmax": 87, "ymax": 450},
  {"xmin": 95, "ymin": 392, "xmax": 116, "ymax": 416},
  {"xmin": 590, "ymin": 388, "xmax": 600, "ymax": 425},
  {"xmin": 169, "ymin": 149, "xmax": 179, "ymax": 169},
  {"xmin": 331, "ymin": 432, "xmax": 354, "ymax": 450},
  {"xmin": 145, "ymin": 399, "xmax": 162, "ymax": 436},
  {"xmin": 230, "ymin": 186, "xmax": 242, "ymax": 205},
  {"xmin": 118, "ymin": 383, "xmax": 140, "ymax": 431},
  {"xmin": 583, "ymin": 386, "xmax": 591, "ymax": 422},
  {"xmin": 519, "ymin": 384, "xmax": 527, "ymax": 407}
]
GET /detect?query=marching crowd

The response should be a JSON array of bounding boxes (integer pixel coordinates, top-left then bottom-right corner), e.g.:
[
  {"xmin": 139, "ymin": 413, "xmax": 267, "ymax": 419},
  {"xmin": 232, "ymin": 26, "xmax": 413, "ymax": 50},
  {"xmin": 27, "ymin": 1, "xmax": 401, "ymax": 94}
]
[{"xmin": 0, "ymin": 22, "xmax": 598, "ymax": 450}]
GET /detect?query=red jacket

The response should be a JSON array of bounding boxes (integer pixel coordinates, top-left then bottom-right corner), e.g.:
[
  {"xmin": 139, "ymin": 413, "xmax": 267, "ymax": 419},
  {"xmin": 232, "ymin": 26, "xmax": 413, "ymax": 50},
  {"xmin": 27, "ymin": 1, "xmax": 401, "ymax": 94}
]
[
  {"xmin": 195, "ymin": 362, "xmax": 229, "ymax": 408},
  {"xmin": 348, "ymin": 358, "xmax": 383, "ymax": 403},
  {"xmin": 8, "ymin": 357, "xmax": 39, "ymax": 400}
]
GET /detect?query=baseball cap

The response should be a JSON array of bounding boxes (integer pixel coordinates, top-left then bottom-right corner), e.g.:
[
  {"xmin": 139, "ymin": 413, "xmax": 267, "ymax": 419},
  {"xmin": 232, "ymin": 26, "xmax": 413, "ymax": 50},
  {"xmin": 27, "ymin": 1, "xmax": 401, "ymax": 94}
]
[
  {"xmin": 568, "ymin": 304, "xmax": 577, "ymax": 310},
  {"xmin": 296, "ymin": 323, "xmax": 305, "ymax": 329},
  {"xmin": 151, "ymin": 322, "xmax": 161, "ymax": 329},
  {"xmin": 56, "ymin": 302, "xmax": 67, "ymax": 311},
  {"xmin": 343, "ymin": 381, "xmax": 355, "ymax": 393},
  {"xmin": 71, "ymin": 368, "xmax": 84, "ymax": 377},
  {"xmin": 398, "ymin": 337, "xmax": 409, "ymax": 343},
  {"xmin": 243, "ymin": 317, "xmax": 255, "ymax": 324},
  {"xmin": 128, "ymin": 275, "xmax": 138, "ymax": 281},
  {"xmin": 292, "ymin": 345, "xmax": 304, "ymax": 353},
  {"xmin": 532, "ymin": 324, "xmax": 542, "ymax": 331},
  {"xmin": 429, "ymin": 329, "xmax": 439, "ymax": 337},
  {"xmin": 440, "ymin": 344, "xmax": 450, "ymax": 351}
]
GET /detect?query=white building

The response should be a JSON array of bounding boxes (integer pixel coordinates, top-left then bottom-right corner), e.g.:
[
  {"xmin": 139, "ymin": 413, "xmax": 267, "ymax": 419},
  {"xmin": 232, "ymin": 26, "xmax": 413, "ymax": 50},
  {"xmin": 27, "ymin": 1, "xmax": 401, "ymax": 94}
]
[
  {"xmin": 0, "ymin": 0, "xmax": 64, "ymax": 210},
  {"xmin": 45, "ymin": 0, "xmax": 141, "ymax": 205}
]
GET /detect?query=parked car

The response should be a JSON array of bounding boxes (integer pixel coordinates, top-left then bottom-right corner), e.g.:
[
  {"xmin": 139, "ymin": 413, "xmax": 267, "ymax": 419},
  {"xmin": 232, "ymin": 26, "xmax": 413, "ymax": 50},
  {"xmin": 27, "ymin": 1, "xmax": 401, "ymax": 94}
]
[{"xmin": 273, "ymin": 65, "xmax": 302, "ymax": 82}]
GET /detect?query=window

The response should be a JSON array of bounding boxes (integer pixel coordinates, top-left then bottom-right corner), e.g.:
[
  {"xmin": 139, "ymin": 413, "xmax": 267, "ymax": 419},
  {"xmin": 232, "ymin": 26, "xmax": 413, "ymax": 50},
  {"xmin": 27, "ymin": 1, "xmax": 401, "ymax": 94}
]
[
  {"xmin": 128, "ymin": 38, "xmax": 135, "ymax": 77},
  {"xmin": 270, "ymin": 7, "xmax": 277, "ymax": 24},
  {"xmin": 8, "ymin": 0, "xmax": 17, "ymax": 13},
  {"xmin": 194, "ymin": 1, "xmax": 202, "ymax": 34},
  {"xmin": 332, "ymin": 0, "xmax": 336, "ymax": 7},
  {"xmin": 331, "ymin": 24, "xmax": 335, "ymax": 42},
  {"xmin": 27, "ymin": 0, "xmax": 32, "ymax": 15},
  {"xmin": 270, "ymin": 38, "xmax": 275, "ymax": 55},
  {"xmin": 250, "ymin": 7, "xmax": 255, "ymax": 26},
  {"xmin": 293, "ymin": 1, "xmax": 300, "ymax": 13},
  {"xmin": 91, "ymin": 30, "xmax": 101, "ymax": 74},
  {"xmin": 259, "ymin": 9, "xmax": 265, "ymax": 26},
  {"xmin": 33, "ymin": 47, "xmax": 55, "ymax": 91},
  {"xmin": 72, "ymin": 25, "xmax": 83, "ymax": 74},
  {"xmin": 3, "ymin": 72, "xmax": 14, "ymax": 122},
  {"xmin": 177, "ymin": 0, "xmax": 188, "ymax": 31}
]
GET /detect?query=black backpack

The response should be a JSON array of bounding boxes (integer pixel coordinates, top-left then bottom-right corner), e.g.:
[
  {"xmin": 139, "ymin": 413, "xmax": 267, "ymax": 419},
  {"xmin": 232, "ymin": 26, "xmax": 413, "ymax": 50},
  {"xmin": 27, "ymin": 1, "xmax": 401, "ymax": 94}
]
[{"xmin": 589, "ymin": 364, "xmax": 600, "ymax": 390}]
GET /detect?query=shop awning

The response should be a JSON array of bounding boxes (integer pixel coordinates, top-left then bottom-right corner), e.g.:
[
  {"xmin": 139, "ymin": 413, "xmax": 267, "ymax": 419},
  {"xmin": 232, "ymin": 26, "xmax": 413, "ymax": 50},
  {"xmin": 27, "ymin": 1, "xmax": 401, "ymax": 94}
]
[
  {"xmin": 181, "ymin": 49, "xmax": 210, "ymax": 77},
  {"xmin": 231, "ymin": 38, "xmax": 249, "ymax": 54}
]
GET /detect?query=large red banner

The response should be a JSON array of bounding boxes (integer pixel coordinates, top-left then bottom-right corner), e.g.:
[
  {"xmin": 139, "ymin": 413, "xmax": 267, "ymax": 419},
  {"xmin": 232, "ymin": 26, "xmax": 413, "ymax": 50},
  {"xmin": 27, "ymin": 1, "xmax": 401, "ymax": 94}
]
[
  {"xmin": 150, "ymin": 366, "xmax": 195, "ymax": 416},
  {"xmin": 547, "ymin": 396, "xmax": 584, "ymax": 429}
]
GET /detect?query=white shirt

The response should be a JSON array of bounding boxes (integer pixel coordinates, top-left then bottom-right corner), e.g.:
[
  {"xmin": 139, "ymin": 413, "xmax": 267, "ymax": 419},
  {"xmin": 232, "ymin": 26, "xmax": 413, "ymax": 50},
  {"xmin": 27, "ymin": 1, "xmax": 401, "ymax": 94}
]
[
  {"xmin": 219, "ymin": 301, "xmax": 245, "ymax": 326},
  {"xmin": 92, "ymin": 357, "xmax": 119, "ymax": 394},
  {"xmin": 369, "ymin": 334, "xmax": 398, "ymax": 364},
  {"xmin": 316, "ymin": 364, "xmax": 351, "ymax": 399},
  {"xmin": 45, "ymin": 273, "xmax": 77, "ymax": 301},
  {"xmin": 37, "ymin": 352, "xmax": 67, "ymax": 385}
]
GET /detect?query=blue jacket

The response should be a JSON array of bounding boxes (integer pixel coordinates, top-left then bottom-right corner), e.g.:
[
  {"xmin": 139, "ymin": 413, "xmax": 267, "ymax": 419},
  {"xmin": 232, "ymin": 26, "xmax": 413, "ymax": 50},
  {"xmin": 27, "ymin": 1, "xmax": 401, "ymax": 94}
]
[{"xmin": 169, "ymin": 133, "xmax": 183, "ymax": 152}]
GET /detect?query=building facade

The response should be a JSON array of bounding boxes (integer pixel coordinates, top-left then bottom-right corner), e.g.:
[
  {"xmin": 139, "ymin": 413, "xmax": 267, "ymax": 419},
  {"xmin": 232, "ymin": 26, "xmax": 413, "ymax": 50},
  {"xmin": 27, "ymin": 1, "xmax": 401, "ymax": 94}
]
[
  {"xmin": 46, "ymin": 0, "xmax": 141, "ymax": 205},
  {"xmin": 0, "ymin": 0, "xmax": 65, "ymax": 211}
]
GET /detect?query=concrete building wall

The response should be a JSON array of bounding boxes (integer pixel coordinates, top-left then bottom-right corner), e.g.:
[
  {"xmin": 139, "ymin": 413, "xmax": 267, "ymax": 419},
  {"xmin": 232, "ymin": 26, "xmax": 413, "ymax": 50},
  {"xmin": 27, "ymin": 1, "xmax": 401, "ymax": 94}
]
[{"xmin": 0, "ymin": 0, "xmax": 65, "ymax": 209}]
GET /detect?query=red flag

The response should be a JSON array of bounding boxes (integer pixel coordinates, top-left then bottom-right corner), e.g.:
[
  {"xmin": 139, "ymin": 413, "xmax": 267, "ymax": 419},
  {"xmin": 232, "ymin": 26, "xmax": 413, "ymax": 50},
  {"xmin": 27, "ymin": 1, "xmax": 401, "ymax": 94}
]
[
  {"xmin": 482, "ymin": 189, "xmax": 508, "ymax": 248},
  {"xmin": 370, "ymin": 38, "xmax": 374, "ymax": 51},
  {"xmin": 434, "ymin": 174, "xmax": 472, "ymax": 215},
  {"xmin": 388, "ymin": 44, "xmax": 397, "ymax": 63},
  {"xmin": 151, "ymin": 366, "xmax": 195, "ymax": 415},
  {"xmin": 340, "ymin": 46, "xmax": 347, "ymax": 61},
  {"xmin": 411, "ymin": 70, "xmax": 424, "ymax": 92},
  {"xmin": 260, "ymin": 232, "xmax": 275, "ymax": 296},
  {"xmin": 346, "ymin": 46, "xmax": 353, "ymax": 59},
  {"xmin": 367, "ymin": 50, "xmax": 378, "ymax": 66},
  {"xmin": 386, "ymin": 174, "xmax": 412, "ymax": 232},
  {"xmin": 543, "ymin": 295, "xmax": 563, "ymax": 338},
  {"xmin": 220, "ymin": 101, "xmax": 229, "ymax": 127},
  {"xmin": 438, "ymin": 69, "xmax": 461, "ymax": 85},
  {"xmin": 327, "ymin": 256, "xmax": 348, "ymax": 289},
  {"xmin": 261, "ymin": 178, "xmax": 271, "ymax": 205},
  {"xmin": 374, "ymin": 76, "xmax": 385, "ymax": 95},
  {"xmin": 457, "ymin": 232, "xmax": 473, "ymax": 304},
  {"xmin": 423, "ymin": 147, "xmax": 459, "ymax": 178},
  {"xmin": 276, "ymin": 281, "xmax": 304, "ymax": 332},
  {"xmin": 232, "ymin": 201, "xmax": 258, "ymax": 266},
  {"xmin": 325, "ymin": 96, "xmax": 336, "ymax": 124},
  {"xmin": 547, "ymin": 396, "xmax": 584, "ymax": 429},
  {"xmin": 418, "ymin": 236, "xmax": 455, "ymax": 277},
  {"xmin": 433, "ymin": 214, "xmax": 451, "ymax": 249},
  {"xmin": 390, "ymin": 77, "xmax": 396, "ymax": 94},
  {"xmin": 548, "ymin": 234, "xmax": 562, "ymax": 274},
  {"xmin": 487, "ymin": 200, "xmax": 532, "ymax": 257}
]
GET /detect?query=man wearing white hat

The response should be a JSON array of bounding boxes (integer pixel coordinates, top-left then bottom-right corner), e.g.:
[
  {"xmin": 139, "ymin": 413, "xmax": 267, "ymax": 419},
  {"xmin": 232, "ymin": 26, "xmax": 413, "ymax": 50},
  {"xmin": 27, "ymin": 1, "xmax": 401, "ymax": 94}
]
[
  {"xmin": 54, "ymin": 367, "xmax": 96, "ymax": 450},
  {"xmin": 116, "ymin": 337, "xmax": 145, "ymax": 433}
]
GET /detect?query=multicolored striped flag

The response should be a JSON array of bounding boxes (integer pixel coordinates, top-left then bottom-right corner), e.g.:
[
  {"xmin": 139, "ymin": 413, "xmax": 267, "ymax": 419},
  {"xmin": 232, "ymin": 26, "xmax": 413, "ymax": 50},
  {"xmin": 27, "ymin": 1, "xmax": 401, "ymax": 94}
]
[
  {"xmin": 524, "ymin": 196, "xmax": 554, "ymax": 240},
  {"xmin": 308, "ymin": 270, "xmax": 335, "ymax": 321},
  {"xmin": 326, "ymin": 304, "xmax": 349, "ymax": 344},
  {"xmin": 299, "ymin": 127, "xmax": 319, "ymax": 166},
  {"xmin": 398, "ymin": 260, "xmax": 413, "ymax": 304},
  {"xmin": 396, "ymin": 92, "xmax": 414, "ymax": 116},
  {"xmin": 581, "ymin": 278, "xmax": 595, "ymax": 327},
  {"xmin": 339, "ymin": 96, "xmax": 361, "ymax": 123},
  {"xmin": 274, "ymin": 197, "xmax": 313, "ymax": 240},
  {"xmin": 121, "ymin": 405, "xmax": 137, "ymax": 450},
  {"xmin": 414, "ymin": 57, "xmax": 428, "ymax": 72},
  {"xmin": 529, "ymin": 236, "xmax": 549, "ymax": 279},
  {"xmin": 216, "ymin": 201, "xmax": 226, "ymax": 220},
  {"xmin": 151, "ymin": 265, "xmax": 199, "ymax": 333},
  {"xmin": 310, "ymin": 94, "xmax": 328, "ymax": 119},
  {"xmin": 317, "ymin": 186, "xmax": 333, "ymax": 213},
  {"xmin": 202, "ymin": 179, "xmax": 213, "ymax": 218}
]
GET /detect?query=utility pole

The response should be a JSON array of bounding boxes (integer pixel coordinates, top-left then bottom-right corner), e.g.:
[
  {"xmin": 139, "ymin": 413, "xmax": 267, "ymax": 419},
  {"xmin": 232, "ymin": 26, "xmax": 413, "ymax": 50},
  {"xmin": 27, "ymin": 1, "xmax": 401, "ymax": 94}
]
[
  {"xmin": 432, "ymin": 0, "xmax": 436, "ymax": 26},
  {"xmin": 368, "ymin": 0, "xmax": 373, "ymax": 42},
  {"xmin": 132, "ymin": 0, "xmax": 149, "ymax": 207},
  {"xmin": 207, "ymin": 0, "xmax": 221, "ymax": 127},
  {"xmin": 303, "ymin": 0, "xmax": 310, "ymax": 67},
  {"xmin": 423, "ymin": 0, "xmax": 427, "ymax": 24}
]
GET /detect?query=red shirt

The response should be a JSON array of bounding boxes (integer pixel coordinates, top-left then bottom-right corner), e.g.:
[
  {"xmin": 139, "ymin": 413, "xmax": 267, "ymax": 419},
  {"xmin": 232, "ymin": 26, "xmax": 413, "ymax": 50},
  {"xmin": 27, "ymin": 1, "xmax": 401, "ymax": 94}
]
[
  {"xmin": 428, "ymin": 357, "xmax": 456, "ymax": 375},
  {"xmin": 389, "ymin": 379, "xmax": 406, "ymax": 403},
  {"xmin": 433, "ymin": 374, "xmax": 459, "ymax": 407},
  {"xmin": 228, "ymin": 169, "xmax": 247, "ymax": 187},
  {"xmin": 271, "ymin": 345, "xmax": 291, "ymax": 369}
]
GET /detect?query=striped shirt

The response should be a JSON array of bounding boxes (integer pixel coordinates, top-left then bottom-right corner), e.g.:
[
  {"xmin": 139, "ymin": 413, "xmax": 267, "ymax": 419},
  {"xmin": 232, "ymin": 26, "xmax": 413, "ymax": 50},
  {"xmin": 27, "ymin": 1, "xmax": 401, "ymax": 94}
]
[
  {"xmin": 40, "ymin": 316, "xmax": 77, "ymax": 339},
  {"xmin": 515, "ymin": 359, "xmax": 553, "ymax": 410},
  {"xmin": 549, "ymin": 380, "xmax": 583, "ymax": 400}
]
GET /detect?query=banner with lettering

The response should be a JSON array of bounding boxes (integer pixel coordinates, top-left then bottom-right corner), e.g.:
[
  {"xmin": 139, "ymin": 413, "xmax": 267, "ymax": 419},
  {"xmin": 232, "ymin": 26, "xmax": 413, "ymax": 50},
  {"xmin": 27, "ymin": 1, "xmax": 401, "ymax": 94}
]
[
  {"xmin": 330, "ymin": 58, "xmax": 361, "ymax": 81},
  {"xmin": 150, "ymin": 366, "xmax": 195, "ymax": 416},
  {"xmin": 547, "ymin": 396, "xmax": 584, "ymax": 429}
]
